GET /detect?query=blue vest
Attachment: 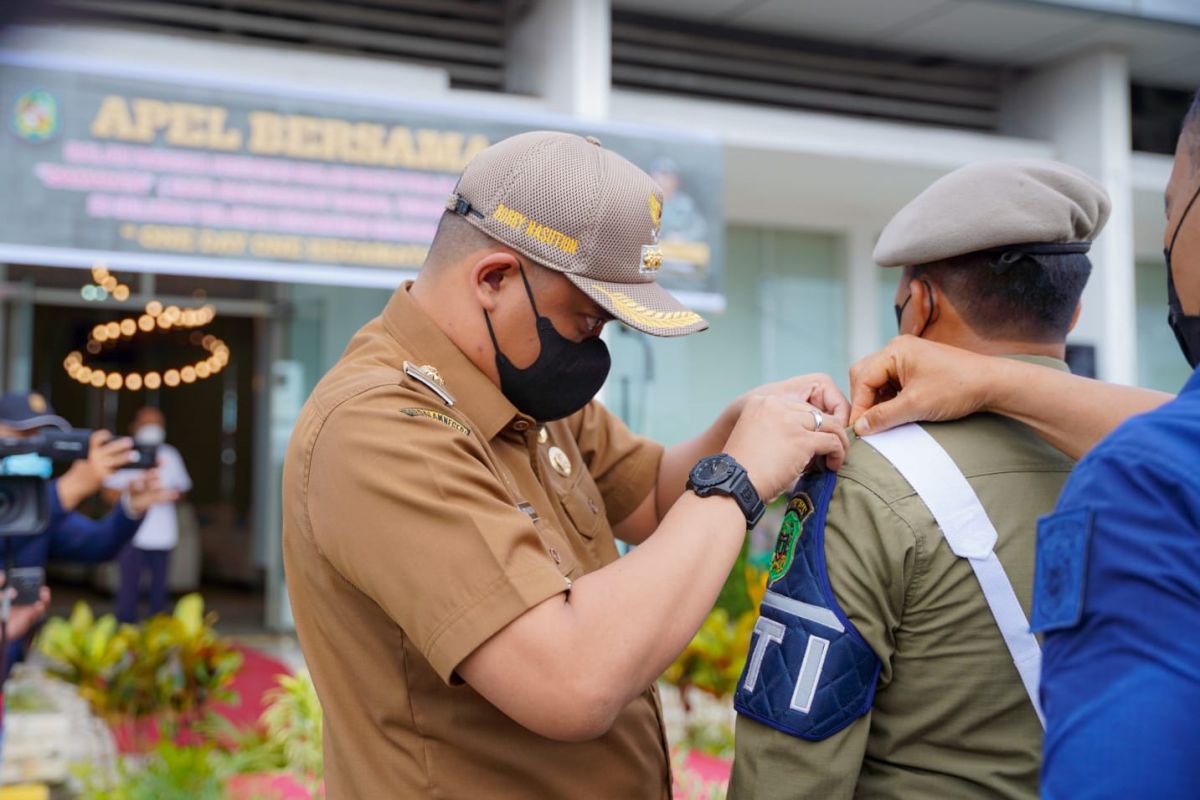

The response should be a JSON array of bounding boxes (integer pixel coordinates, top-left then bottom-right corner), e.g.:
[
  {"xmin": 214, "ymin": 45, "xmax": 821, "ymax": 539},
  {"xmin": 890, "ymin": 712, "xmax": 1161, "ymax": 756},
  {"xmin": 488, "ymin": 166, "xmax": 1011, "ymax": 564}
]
[{"xmin": 733, "ymin": 469, "xmax": 880, "ymax": 740}]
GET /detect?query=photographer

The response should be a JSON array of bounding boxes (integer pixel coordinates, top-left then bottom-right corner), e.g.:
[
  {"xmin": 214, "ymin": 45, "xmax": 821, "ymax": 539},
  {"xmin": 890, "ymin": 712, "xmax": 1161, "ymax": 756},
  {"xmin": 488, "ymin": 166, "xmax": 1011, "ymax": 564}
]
[{"xmin": 0, "ymin": 392, "xmax": 178, "ymax": 677}]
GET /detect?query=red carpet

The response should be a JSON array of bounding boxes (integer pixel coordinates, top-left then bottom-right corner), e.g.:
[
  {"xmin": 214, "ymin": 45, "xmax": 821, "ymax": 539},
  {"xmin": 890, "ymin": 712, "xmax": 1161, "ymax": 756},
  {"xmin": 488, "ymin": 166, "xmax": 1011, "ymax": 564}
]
[
  {"xmin": 113, "ymin": 644, "xmax": 292, "ymax": 753},
  {"xmin": 210, "ymin": 644, "xmax": 294, "ymax": 731}
]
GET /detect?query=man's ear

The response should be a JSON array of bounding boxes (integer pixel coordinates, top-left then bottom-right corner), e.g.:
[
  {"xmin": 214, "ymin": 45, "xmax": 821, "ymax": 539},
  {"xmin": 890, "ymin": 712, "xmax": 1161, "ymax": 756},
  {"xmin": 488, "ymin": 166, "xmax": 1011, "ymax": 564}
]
[
  {"xmin": 471, "ymin": 253, "xmax": 521, "ymax": 312},
  {"xmin": 1068, "ymin": 302, "xmax": 1082, "ymax": 334},
  {"xmin": 908, "ymin": 278, "xmax": 934, "ymax": 337}
]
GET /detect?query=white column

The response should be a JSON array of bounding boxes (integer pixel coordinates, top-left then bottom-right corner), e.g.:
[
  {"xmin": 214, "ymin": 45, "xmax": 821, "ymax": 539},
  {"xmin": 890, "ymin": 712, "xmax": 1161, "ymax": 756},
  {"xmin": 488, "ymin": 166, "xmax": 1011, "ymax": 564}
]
[
  {"xmin": 1002, "ymin": 48, "xmax": 1136, "ymax": 384},
  {"xmin": 506, "ymin": 0, "xmax": 611, "ymax": 120},
  {"xmin": 846, "ymin": 226, "xmax": 883, "ymax": 363}
]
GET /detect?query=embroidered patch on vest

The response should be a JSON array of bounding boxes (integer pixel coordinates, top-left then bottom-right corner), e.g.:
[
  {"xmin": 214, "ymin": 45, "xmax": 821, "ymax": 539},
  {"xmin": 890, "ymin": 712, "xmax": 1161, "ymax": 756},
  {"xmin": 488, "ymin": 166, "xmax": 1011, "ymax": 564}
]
[
  {"xmin": 768, "ymin": 493, "xmax": 815, "ymax": 585},
  {"xmin": 400, "ymin": 407, "xmax": 470, "ymax": 435},
  {"xmin": 1031, "ymin": 508, "xmax": 1093, "ymax": 633}
]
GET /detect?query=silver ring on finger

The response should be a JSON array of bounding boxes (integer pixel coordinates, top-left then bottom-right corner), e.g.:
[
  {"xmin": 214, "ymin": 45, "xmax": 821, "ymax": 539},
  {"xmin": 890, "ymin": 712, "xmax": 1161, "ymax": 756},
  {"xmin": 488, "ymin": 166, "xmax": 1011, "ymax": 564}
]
[{"xmin": 807, "ymin": 409, "xmax": 824, "ymax": 432}]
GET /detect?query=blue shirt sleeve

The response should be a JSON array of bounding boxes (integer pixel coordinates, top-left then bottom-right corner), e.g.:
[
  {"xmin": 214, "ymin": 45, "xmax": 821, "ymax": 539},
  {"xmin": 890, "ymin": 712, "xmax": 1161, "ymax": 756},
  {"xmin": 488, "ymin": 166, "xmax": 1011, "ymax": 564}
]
[
  {"xmin": 45, "ymin": 500, "xmax": 142, "ymax": 563},
  {"xmin": 1038, "ymin": 445, "xmax": 1200, "ymax": 800},
  {"xmin": 46, "ymin": 477, "xmax": 69, "ymax": 529}
]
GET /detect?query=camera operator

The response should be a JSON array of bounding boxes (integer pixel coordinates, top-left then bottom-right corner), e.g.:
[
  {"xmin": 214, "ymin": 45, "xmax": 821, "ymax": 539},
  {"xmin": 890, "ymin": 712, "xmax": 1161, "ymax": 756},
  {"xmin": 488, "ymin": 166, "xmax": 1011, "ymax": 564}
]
[{"xmin": 0, "ymin": 392, "xmax": 178, "ymax": 678}]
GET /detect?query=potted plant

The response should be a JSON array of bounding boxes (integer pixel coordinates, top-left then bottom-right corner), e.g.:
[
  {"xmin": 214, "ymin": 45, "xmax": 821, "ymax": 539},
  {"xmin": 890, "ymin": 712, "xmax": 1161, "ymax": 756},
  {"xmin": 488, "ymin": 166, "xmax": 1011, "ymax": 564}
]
[{"xmin": 37, "ymin": 593, "xmax": 242, "ymax": 752}]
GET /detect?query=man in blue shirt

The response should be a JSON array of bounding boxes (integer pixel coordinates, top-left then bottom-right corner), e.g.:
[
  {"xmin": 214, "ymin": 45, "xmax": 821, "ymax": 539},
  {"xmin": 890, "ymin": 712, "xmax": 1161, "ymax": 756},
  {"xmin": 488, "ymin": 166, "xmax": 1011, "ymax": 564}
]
[
  {"xmin": 0, "ymin": 392, "xmax": 176, "ymax": 676},
  {"xmin": 1029, "ymin": 94, "xmax": 1200, "ymax": 799}
]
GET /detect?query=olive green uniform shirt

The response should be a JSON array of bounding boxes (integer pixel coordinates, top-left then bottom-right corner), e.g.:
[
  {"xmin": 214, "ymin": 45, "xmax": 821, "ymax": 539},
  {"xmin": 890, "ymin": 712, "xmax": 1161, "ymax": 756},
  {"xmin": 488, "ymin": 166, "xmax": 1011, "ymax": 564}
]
[{"xmin": 730, "ymin": 357, "xmax": 1073, "ymax": 800}]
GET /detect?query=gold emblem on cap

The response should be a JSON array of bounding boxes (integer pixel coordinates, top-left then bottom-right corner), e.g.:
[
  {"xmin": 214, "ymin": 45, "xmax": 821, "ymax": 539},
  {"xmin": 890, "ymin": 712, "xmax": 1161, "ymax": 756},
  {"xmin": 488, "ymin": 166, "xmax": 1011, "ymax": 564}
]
[
  {"xmin": 589, "ymin": 283, "xmax": 703, "ymax": 329},
  {"xmin": 640, "ymin": 245, "xmax": 664, "ymax": 274},
  {"xmin": 648, "ymin": 194, "xmax": 663, "ymax": 231},
  {"xmin": 27, "ymin": 393, "xmax": 46, "ymax": 414},
  {"xmin": 548, "ymin": 446, "xmax": 572, "ymax": 477}
]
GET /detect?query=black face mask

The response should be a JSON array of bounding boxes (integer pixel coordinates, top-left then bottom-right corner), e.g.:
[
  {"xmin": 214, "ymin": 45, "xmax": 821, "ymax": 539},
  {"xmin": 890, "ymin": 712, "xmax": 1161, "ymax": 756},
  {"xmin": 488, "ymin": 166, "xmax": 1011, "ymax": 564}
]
[
  {"xmin": 893, "ymin": 294, "xmax": 912, "ymax": 332},
  {"xmin": 1167, "ymin": 182, "xmax": 1200, "ymax": 369},
  {"xmin": 484, "ymin": 267, "xmax": 612, "ymax": 422},
  {"xmin": 894, "ymin": 280, "xmax": 934, "ymax": 334}
]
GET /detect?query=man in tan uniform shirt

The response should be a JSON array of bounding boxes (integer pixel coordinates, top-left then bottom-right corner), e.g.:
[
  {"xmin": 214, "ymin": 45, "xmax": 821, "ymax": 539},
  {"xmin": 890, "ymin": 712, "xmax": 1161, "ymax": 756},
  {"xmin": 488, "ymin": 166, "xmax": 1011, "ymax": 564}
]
[
  {"xmin": 730, "ymin": 159, "xmax": 1110, "ymax": 799},
  {"xmin": 283, "ymin": 131, "xmax": 850, "ymax": 798}
]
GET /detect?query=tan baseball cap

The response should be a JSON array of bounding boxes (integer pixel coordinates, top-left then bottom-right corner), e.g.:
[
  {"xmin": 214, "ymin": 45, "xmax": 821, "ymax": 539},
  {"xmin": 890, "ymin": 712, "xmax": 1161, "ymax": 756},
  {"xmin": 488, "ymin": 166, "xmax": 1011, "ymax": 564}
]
[
  {"xmin": 445, "ymin": 130, "xmax": 709, "ymax": 337},
  {"xmin": 874, "ymin": 158, "xmax": 1111, "ymax": 268}
]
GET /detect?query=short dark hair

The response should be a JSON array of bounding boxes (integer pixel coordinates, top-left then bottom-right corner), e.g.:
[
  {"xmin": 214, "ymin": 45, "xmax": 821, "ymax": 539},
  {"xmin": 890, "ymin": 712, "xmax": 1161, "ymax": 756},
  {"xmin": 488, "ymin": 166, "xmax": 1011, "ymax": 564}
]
[
  {"xmin": 422, "ymin": 210, "xmax": 499, "ymax": 272},
  {"xmin": 910, "ymin": 251, "xmax": 1092, "ymax": 343}
]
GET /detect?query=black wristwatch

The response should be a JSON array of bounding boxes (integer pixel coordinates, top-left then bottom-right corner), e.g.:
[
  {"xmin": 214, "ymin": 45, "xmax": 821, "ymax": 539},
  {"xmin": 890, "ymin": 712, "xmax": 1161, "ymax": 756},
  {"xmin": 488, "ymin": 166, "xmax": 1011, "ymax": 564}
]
[{"xmin": 686, "ymin": 454, "xmax": 765, "ymax": 529}]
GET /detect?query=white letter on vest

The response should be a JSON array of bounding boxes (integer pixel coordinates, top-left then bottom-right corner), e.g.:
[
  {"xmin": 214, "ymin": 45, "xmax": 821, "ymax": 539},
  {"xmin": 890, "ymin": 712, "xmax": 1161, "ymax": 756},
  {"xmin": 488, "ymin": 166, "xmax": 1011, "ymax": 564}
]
[{"xmin": 743, "ymin": 617, "xmax": 786, "ymax": 692}]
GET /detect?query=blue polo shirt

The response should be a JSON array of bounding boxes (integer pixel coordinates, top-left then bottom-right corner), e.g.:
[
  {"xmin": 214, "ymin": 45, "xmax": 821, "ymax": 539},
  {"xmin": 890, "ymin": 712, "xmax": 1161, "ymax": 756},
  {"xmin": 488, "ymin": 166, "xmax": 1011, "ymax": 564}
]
[{"xmin": 1033, "ymin": 366, "xmax": 1200, "ymax": 799}]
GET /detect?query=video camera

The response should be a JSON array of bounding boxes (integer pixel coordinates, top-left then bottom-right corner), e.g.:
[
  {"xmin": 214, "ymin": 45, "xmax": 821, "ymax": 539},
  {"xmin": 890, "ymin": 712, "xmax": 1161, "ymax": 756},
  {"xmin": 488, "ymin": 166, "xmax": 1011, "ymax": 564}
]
[{"xmin": 0, "ymin": 430, "xmax": 157, "ymax": 538}]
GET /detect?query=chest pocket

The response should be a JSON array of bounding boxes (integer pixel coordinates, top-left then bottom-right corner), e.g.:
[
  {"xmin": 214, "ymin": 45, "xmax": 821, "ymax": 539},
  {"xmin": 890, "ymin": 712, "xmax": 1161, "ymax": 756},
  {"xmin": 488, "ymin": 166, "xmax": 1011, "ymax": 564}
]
[
  {"xmin": 541, "ymin": 434, "xmax": 610, "ymax": 541},
  {"xmin": 559, "ymin": 470, "xmax": 608, "ymax": 540},
  {"xmin": 733, "ymin": 469, "xmax": 881, "ymax": 741}
]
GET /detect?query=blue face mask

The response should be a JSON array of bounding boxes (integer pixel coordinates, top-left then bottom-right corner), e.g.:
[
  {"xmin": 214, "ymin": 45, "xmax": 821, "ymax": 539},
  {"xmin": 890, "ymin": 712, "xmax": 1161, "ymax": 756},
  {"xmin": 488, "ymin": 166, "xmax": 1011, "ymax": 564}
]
[{"xmin": 0, "ymin": 452, "xmax": 53, "ymax": 478}]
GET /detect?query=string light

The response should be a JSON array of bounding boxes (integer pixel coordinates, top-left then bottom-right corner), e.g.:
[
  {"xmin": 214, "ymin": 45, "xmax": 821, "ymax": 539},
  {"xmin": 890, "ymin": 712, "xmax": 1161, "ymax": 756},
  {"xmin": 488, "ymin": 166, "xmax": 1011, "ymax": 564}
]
[
  {"xmin": 63, "ymin": 265, "xmax": 231, "ymax": 392},
  {"xmin": 82, "ymin": 265, "xmax": 131, "ymax": 303}
]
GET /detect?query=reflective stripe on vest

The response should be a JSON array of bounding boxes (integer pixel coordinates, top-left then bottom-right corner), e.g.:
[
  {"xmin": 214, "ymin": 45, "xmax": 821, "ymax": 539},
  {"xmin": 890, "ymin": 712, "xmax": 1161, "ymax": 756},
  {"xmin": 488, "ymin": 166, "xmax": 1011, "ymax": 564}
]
[{"xmin": 863, "ymin": 423, "xmax": 1045, "ymax": 727}]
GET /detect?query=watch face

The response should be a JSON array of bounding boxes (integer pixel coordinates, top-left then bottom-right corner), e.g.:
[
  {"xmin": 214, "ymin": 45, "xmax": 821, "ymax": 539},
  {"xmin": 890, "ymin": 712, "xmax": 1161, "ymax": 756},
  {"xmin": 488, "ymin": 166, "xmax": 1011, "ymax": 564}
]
[{"xmin": 695, "ymin": 457, "xmax": 732, "ymax": 485}]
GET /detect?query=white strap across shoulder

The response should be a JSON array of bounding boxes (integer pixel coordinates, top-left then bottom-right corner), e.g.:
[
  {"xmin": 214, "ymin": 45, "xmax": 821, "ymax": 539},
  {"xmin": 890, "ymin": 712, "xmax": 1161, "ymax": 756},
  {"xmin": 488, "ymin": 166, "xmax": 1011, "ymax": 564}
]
[{"xmin": 863, "ymin": 424, "xmax": 1045, "ymax": 727}]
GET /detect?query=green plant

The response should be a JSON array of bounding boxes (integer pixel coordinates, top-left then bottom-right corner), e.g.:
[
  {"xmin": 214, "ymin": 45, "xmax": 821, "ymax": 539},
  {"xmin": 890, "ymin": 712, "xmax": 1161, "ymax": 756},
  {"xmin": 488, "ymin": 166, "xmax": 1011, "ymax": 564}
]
[
  {"xmin": 73, "ymin": 741, "xmax": 226, "ymax": 800},
  {"xmin": 261, "ymin": 671, "xmax": 323, "ymax": 786},
  {"xmin": 38, "ymin": 593, "xmax": 242, "ymax": 741},
  {"xmin": 35, "ymin": 602, "xmax": 131, "ymax": 718},
  {"xmin": 194, "ymin": 670, "xmax": 324, "ymax": 794}
]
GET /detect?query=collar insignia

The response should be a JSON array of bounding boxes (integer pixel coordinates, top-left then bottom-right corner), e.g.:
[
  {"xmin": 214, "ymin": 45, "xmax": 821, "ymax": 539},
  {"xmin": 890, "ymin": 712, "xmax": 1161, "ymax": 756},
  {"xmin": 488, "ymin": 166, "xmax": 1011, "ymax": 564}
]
[{"xmin": 403, "ymin": 361, "xmax": 455, "ymax": 406}]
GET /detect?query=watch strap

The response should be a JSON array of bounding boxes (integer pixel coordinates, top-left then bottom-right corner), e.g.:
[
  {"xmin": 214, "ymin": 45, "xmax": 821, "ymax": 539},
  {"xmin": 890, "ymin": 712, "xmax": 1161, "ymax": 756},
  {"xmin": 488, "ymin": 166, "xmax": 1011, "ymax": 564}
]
[{"xmin": 688, "ymin": 455, "xmax": 765, "ymax": 528}]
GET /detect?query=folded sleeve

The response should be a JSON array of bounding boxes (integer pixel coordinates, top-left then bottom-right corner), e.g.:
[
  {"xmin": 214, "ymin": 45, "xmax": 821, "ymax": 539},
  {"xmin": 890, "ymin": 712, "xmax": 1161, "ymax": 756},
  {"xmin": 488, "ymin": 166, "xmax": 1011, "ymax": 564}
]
[
  {"xmin": 304, "ymin": 386, "xmax": 570, "ymax": 684},
  {"xmin": 567, "ymin": 400, "xmax": 663, "ymax": 525}
]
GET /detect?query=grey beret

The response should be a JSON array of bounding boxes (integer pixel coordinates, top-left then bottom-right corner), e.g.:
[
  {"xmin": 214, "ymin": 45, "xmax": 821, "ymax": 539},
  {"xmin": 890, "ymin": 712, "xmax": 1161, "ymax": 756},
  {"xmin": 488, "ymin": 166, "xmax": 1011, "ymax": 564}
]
[{"xmin": 873, "ymin": 158, "xmax": 1111, "ymax": 267}]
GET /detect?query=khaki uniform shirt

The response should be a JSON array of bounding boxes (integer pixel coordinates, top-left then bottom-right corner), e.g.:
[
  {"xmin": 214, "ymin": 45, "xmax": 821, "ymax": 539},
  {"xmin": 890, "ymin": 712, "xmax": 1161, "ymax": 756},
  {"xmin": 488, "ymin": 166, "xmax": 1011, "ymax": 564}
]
[
  {"xmin": 730, "ymin": 357, "xmax": 1074, "ymax": 800},
  {"xmin": 282, "ymin": 283, "xmax": 671, "ymax": 799}
]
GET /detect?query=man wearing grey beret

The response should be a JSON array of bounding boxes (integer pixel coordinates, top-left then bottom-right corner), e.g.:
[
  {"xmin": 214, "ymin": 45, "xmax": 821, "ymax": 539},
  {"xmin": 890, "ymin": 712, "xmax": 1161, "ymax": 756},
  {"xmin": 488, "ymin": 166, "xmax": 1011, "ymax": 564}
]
[
  {"xmin": 849, "ymin": 98, "xmax": 1200, "ymax": 798},
  {"xmin": 730, "ymin": 159, "xmax": 1109, "ymax": 800}
]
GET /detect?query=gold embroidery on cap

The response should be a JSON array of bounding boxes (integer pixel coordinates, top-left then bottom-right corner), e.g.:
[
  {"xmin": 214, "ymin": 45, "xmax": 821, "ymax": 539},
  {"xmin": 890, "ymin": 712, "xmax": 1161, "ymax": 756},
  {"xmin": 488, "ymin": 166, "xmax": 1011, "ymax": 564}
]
[
  {"xmin": 400, "ymin": 407, "xmax": 471, "ymax": 435},
  {"xmin": 648, "ymin": 194, "xmax": 662, "ymax": 231},
  {"xmin": 640, "ymin": 244, "xmax": 664, "ymax": 274},
  {"xmin": 588, "ymin": 283, "xmax": 704, "ymax": 329},
  {"xmin": 525, "ymin": 220, "xmax": 579, "ymax": 255},
  {"xmin": 492, "ymin": 204, "xmax": 579, "ymax": 256},
  {"xmin": 494, "ymin": 203, "xmax": 527, "ymax": 230}
]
